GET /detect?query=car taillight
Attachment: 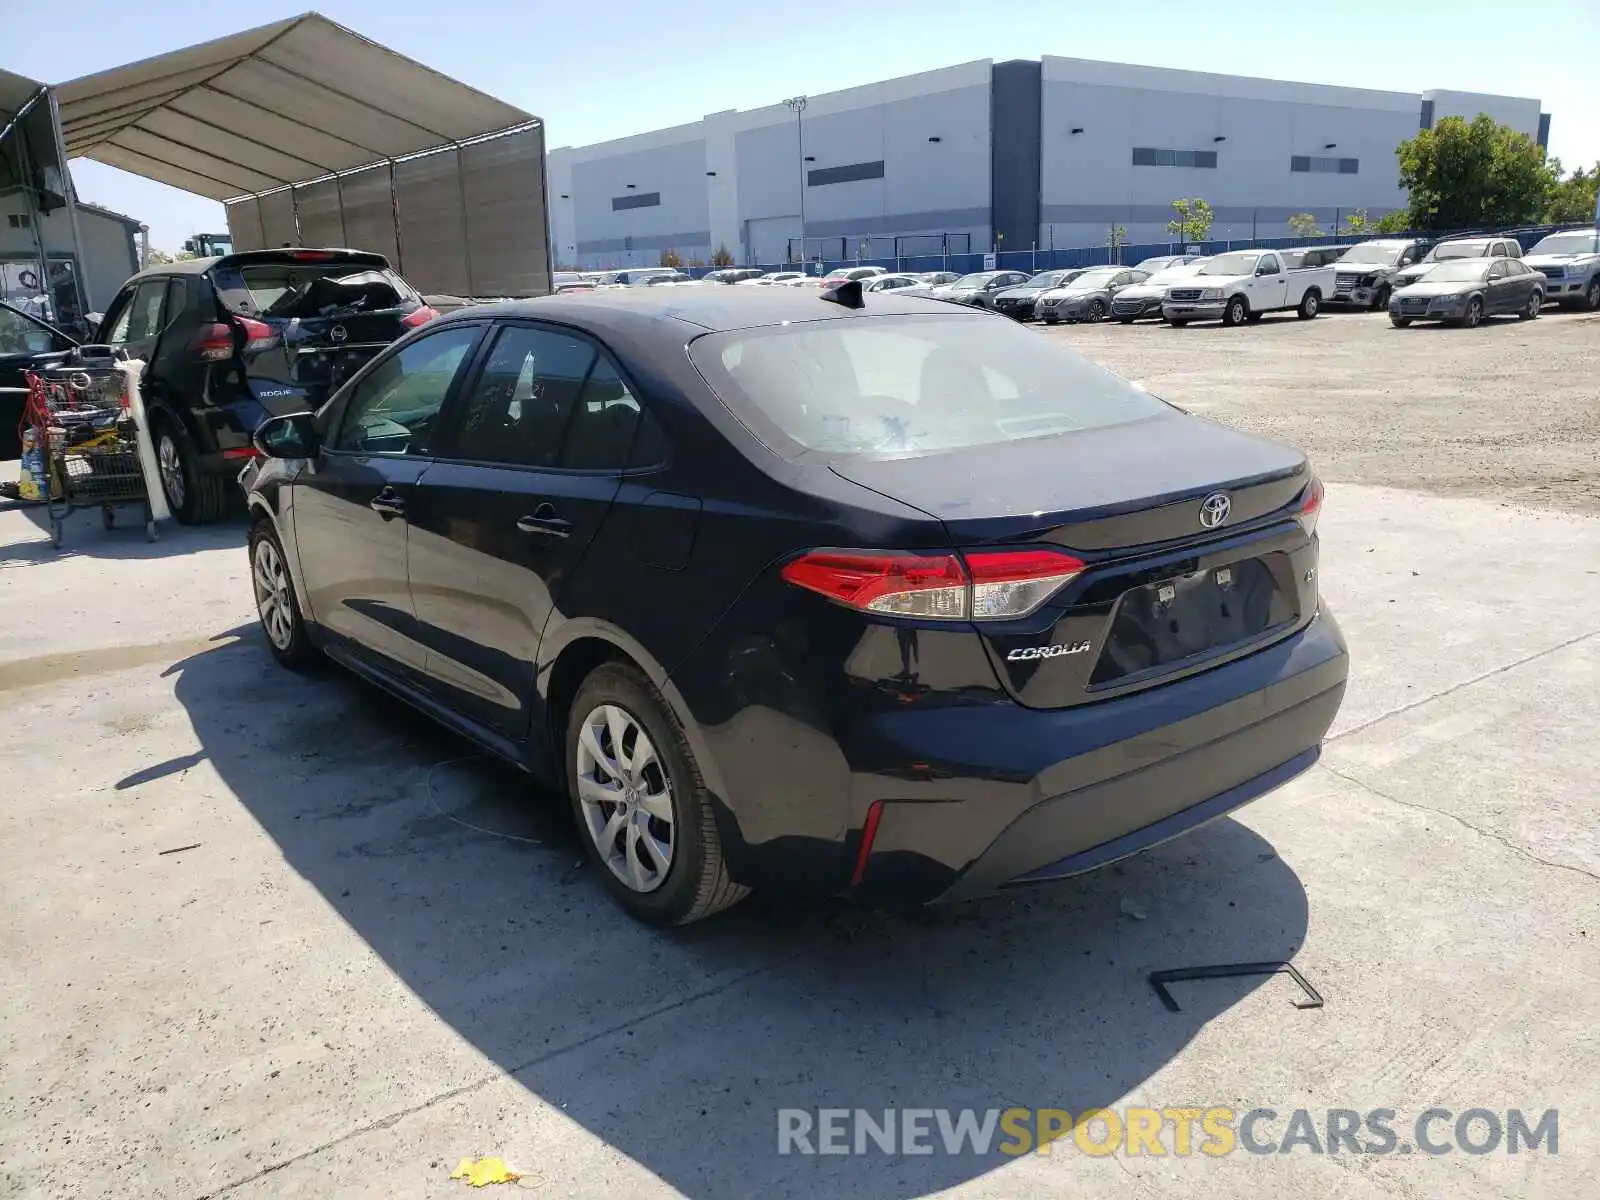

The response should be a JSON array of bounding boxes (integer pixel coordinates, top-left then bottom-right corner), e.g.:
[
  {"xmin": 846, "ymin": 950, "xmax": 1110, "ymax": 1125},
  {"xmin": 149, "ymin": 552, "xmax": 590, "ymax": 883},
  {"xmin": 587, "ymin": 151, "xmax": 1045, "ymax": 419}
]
[
  {"xmin": 238, "ymin": 316, "xmax": 276, "ymax": 352},
  {"xmin": 287, "ymin": 250, "xmax": 338, "ymax": 261},
  {"xmin": 191, "ymin": 317, "xmax": 275, "ymax": 362},
  {"xmin": 400, "ymin": 305, "xmax": 439, "ymax": 329},
  {"xmin": 191, "ymin": 322, "xmax": 234, "ymax": 361},
  {"xmin": 781, "ymin": 548, "xmax": 1084, "ymax": 621},
  {"xmin": 1296, "ymin": 477, "xmax": 1324, "ymax": 538}
]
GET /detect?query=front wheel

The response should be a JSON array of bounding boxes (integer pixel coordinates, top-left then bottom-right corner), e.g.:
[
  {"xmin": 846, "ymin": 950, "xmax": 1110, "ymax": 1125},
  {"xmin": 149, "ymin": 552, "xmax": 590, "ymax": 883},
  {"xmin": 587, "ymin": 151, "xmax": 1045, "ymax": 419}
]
[
  {"xmin": 1519, "ymin": 291, "xmax": 1542, "ymax": 320},
  {"xmin": 250, "ymin": 522, "xmax": 317, "ymax": 669},
  {"xmin": 1084, "ymin": 299, "xmax": 1107, "ymax": 323},
  {"xmin": 567, "ymin": 663, "xmax": 748, "ymax": 926},
  {"xmin": 1461, "ymin": 296, "xmax": 1484, "ymax": 329},
  {"xmin": 1297, "ymin": 290, "xmax": 1321, "ymax": 320},
  {"xmin": 1584, "ymin": 278, "xmax": 1600, "ymax": 311},
  {"xmin": 1390, "ymin": 314, "xmax": 1412, "ymax": 328},
  {"xmin": 1221, "ymin": 296, "xmax": 1249, "ymax": 327}
]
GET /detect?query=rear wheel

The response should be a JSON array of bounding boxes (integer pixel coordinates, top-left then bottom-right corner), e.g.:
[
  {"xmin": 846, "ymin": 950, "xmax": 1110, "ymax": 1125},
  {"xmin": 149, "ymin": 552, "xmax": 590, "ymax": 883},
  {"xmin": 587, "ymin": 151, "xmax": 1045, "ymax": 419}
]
[
  {"xmin": 1519, "ymin": 290, "xmax": 1542, "ymax": 320},
  {"xmin": 1390, "ymin": 314, "xmax": 1412, "ymax": 328},
  {"xmin": 567, "ymin": 663, "xmax": 747, "ymax": 926},
  {"xmin": 1297, "ymin": 290, "xmax": 1321, "ymax": 320},
  {"xmin": 1461, "ymin": 296, "xmax": 1484, "ymax": 328},
  {"xmin": 155, "ymin": 418, "xmax": 228, "ymax": 525},
  {"xmin": 1222, "ymin": 296, "xmax": 1249, "ymax": 327}
]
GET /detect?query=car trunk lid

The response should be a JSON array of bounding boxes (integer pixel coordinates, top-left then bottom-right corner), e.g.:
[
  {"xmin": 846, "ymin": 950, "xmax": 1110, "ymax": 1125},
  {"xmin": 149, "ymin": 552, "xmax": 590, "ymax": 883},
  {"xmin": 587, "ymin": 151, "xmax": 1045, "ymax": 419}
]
[{"xmin": 830, "ymin": 415, "xmax": 1319, "ymax": 708}]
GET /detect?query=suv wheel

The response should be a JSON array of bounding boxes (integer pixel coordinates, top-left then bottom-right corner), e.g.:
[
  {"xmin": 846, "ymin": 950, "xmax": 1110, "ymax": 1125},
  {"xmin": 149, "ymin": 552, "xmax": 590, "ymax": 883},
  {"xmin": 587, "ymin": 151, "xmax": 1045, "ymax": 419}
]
[
  {"xmin": 155, "ymin": 419, "xmax": 229, "ymax": 524},
  {"xmin": 1585, "ymin": 278, "xmax": 1600, "ymax": 311},
  {"xmin": 567, "ymin": 663, "xmax": 748, "ymax": 925},
  {"xmin": 1222, "ymin": 296, "xmax": 1249, "ymax": 327}
]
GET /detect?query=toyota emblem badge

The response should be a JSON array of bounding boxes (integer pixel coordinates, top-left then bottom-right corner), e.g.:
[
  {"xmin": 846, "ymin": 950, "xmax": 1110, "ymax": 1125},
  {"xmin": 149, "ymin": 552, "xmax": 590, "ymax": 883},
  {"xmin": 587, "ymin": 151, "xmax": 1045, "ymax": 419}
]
[{"xmin": 1198, "ymin": 492, "xmax": 1232, "ymax": 529}]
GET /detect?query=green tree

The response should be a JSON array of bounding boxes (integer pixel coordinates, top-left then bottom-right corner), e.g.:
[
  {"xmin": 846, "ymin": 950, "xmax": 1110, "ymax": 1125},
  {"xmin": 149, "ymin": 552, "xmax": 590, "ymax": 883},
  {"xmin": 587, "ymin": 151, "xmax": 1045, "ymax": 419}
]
[
  {"xmin": 1544, "ymin": 160, "xmax": 1600, "ymax": 224},
  {"xmin": 658, "ymin": 248, "xmax": 682, "ymax": 268},
  {"xmin": 710, "ymin": 243, "xmax": 735, "ymax": 267},
  {"xmin": 1374, "ymin": 210, "xmax": 1411, "ymax": 234},
  {"xmin": 1340, "ymin": 209, "xmax": 1372, "ymax": 236},
  {"xmin": 1106, "ymin": 224, "xmax": 1128, "ymax": 262},
  {"xmin": 1395, "ymin": 114, "xmax": 1556, "ymax": 230},
  {"xmin": 1166, "ymin": 198, "xmax": 1214, "ymax": 244},
  {"xmin": 1286, "ymin": 212, "xmax": 1322, "ymax": 238}
]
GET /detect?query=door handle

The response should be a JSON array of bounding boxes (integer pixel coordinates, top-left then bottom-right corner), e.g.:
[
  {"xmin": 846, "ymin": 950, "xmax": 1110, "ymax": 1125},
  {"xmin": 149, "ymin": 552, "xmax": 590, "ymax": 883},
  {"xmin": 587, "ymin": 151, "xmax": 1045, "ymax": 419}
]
[
  {"xmin": 516, "ymin": 503, "xmax": 572, "ymax": 537},
  {"xmin": 369, "ymin": 489, "xmax": 405, "ymax": 519}
]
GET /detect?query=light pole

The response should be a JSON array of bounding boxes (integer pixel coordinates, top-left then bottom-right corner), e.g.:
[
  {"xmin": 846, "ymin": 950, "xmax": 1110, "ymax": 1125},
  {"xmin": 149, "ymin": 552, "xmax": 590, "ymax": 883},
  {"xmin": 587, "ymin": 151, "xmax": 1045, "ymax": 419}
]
[{"xmin": 784, "ymin": 95, "xmax": 807, "ymax": 264}]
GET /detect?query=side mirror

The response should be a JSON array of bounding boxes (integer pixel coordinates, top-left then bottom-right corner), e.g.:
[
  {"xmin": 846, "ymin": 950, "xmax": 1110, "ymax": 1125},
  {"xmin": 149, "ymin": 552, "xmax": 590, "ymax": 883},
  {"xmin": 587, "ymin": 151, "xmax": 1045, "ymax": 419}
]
[{"xmin": 254, "ymin": 411, "xmax": 318, "ymax": 459}]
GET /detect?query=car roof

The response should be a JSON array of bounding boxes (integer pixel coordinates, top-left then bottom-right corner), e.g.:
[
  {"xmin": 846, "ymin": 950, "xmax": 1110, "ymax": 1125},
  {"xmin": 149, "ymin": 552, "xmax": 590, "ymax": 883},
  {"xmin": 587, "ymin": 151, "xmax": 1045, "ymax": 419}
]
[
  {"xmin": 120, "ymin": 247, "xmax": 390, "ymax": 285},
  {"xmin": 442, "ymin": 285, "xmax": 982, "ymax": 339}
]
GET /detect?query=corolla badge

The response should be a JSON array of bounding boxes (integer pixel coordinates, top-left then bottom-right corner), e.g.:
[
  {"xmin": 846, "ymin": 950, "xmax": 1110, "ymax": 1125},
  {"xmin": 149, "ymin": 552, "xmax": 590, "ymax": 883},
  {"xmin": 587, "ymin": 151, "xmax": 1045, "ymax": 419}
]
[
  {"xmin": 1198, "ymin": 491, "xmax": 1232, "ymax": 529},
  {"xmin": 1006, "ymin": 641, "xmax": 1091, "ymax": 662}
]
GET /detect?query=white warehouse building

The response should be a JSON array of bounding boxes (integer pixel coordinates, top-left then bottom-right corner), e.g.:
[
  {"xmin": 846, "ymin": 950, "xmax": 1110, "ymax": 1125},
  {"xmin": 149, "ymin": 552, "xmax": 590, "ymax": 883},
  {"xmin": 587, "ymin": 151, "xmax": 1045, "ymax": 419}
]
[{"xmin": 546, "ymin": 58, "xmax": 1547, "ymax": 269}]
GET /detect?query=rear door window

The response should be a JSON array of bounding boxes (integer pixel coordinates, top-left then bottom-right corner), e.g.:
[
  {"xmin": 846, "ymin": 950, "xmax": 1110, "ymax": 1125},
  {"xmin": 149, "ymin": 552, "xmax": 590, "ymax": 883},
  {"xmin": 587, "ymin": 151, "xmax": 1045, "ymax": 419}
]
[
  {"xmin": 105, "ymin": 280, "xmax": 168, "ymax": 345},
  {"xmin": 445, "ymin": 323, "xmax": 651, "ymax": 470}
]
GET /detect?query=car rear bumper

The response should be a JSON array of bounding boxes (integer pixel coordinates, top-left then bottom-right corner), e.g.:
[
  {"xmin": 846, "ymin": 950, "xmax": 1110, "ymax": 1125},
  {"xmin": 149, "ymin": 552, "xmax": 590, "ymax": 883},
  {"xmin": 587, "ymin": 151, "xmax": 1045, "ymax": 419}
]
[{"xmin": 847, "ymin": 609, "xmax": 1348, "ymax": 905}]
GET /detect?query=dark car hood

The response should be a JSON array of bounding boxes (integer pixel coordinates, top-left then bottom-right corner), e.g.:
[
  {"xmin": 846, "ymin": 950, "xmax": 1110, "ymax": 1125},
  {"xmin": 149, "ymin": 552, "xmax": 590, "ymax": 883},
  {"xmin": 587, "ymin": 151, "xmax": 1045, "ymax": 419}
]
[{"xmin": 830, "ymin": 410, "xmax": 1307, "ymax": 545}]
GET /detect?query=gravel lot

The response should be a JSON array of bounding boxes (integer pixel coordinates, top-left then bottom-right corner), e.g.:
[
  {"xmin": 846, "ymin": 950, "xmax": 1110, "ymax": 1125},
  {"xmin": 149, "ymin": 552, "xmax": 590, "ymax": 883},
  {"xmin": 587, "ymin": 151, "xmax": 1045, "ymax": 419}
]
[{"xmin": 1043, "ymin": 307, "xmax": 1600, "ymax": 515}]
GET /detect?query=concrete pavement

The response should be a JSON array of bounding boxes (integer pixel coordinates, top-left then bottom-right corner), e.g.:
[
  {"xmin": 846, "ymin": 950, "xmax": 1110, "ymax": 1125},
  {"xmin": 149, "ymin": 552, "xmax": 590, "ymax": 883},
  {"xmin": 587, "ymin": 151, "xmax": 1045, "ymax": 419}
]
[{"xmin": 0, "ymin": 481, "xmax": 1595, "ymax": 1198}]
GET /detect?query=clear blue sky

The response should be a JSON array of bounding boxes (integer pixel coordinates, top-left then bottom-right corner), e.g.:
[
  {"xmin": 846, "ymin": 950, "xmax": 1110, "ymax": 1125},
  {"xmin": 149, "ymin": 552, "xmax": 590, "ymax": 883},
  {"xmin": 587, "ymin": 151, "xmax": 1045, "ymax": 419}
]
[{"xmin": 5, "ymin": 0, "xmax": 1596, "ymax": 252}]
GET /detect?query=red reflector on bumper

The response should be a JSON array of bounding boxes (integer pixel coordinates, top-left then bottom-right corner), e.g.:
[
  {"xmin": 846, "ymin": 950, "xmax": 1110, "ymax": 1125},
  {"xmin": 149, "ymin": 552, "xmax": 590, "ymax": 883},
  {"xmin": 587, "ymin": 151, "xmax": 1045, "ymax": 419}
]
[
  {"xmin": 222, "ymin": 447, "xmax": 260, "ymax": 460},
  {"xmin": 851, "ymin": 801, "xmax": 885, "ymax": 887}
]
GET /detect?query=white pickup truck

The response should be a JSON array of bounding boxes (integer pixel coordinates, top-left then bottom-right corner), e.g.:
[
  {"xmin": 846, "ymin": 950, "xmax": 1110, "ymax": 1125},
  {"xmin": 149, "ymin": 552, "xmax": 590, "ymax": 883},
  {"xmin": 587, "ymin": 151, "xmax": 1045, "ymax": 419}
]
[{"xmin": 1161, "ymin": 248, "xmax": 1332, "ymax": 326}]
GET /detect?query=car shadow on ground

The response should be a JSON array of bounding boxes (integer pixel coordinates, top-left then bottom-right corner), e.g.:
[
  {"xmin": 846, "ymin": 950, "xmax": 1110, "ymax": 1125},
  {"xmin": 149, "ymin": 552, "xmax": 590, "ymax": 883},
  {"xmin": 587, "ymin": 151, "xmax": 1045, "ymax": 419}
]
[
  {"xmin": 160, "ymin": 625, "xmax": 1313, "ymax": 1197},
  {"xmin": 0, "ymin": 502, "xmax": 245, "ymax": 564}
]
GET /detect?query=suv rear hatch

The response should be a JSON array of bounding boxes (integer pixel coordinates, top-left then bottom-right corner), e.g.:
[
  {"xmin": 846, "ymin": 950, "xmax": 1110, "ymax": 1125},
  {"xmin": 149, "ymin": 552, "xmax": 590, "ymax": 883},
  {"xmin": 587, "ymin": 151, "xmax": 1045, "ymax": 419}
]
[
  {"xmin": 207, "ymin": 250, "xmax": 434, "ymax": 413},
  {"xmin": 830, "ymin": 415, "xmax": 1320, "ymax": 709}
]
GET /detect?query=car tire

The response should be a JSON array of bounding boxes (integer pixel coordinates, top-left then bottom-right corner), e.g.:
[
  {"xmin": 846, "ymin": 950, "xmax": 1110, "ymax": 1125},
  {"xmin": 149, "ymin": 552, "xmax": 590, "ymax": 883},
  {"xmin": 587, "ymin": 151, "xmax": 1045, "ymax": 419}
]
[
  {"xmin": 1297, "ymin": 290, "xmax": 1321, "ymax": 320},
  {"xmin": 155, "ymin": 416, "xmax": 229, "ymax": 525},
  {"xmin": 1084, "ymin": 299, "xmax": 1107, "ymax": 323},
  {"xmin": 1222, "ymin": 296, "xmax": 1249, "ymax": 327},
  {"xmin": 1462, "ymin": 296, "xmax": 1484, "ymax": 328},
  {"xmin": 1389, "ymin": 314, "xmax": 1412, "ymax": 328},
  {"xmin": 1519, "ymin": 291, "xmax": 1542, "ymax": 320},
  {"xmin": 1371, "ymin": 284, "xmax": 1391, "ymax": 311},
  {"xmin": 566, "ymin": 662, "xmax": 748, "ymax": 926},
  {"xmin": 249, "ymin": 520, "xmax": 317, "ymax": 670},
  {"xmin": 1585, "ymin": 278, "xmax": 1600, "ymax": 311}
]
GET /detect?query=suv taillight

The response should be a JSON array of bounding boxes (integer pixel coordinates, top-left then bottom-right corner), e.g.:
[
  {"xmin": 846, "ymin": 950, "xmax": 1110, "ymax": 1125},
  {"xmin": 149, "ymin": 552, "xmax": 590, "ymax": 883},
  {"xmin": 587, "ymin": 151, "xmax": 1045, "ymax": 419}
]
[
  {"xmin": 781, "ymin": 548, "xmax": 1085, "ymax": 621},
  {"xmin": 191, "ymin": 316, "xmax": 276, "ymax": 362},
  {"xmin": 400, "ymin": 305, "xmax": 439, "ymax": 328}
]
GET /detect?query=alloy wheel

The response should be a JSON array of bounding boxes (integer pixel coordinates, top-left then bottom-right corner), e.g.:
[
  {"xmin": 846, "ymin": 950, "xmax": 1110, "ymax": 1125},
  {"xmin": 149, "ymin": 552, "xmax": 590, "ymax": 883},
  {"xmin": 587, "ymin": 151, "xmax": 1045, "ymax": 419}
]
[
  {"xmin": 157, "ymin": 433, "xmax": 186, "ymax": 510},
  {"xmin": 575, "ymin": 703, "xmax": 675, "ymax": 893},
  {"xmin": 1464, "ymin": 298, "xmax": 1483, "ymax": 328},
  {"xmin": 1587, "ymin": 279, "xmax": 1600, "ymax": 310},
  {"xmin": 252, "ymin": 537, "xmax": 295, "ymax": 651},
  {"xmin": 1086, "ymin": 299, "xmax": 1106, "ymax": 322}
]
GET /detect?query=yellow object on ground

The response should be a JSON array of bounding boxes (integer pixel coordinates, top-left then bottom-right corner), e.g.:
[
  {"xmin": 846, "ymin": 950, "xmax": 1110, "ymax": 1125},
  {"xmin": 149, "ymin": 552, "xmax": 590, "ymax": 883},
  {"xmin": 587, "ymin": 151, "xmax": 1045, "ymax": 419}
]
[{"xmin": 449, "ymin": 1156, "xmax": 521, "ymax": 1187}]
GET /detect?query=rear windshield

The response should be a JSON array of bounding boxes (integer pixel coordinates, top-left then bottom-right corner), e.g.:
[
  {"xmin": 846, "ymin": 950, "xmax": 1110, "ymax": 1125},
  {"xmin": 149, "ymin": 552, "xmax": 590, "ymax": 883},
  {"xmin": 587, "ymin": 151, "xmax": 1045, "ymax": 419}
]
[
  {"xmin": 688, "ymin": 314, "xmax": 1166, "ymax": 458},
  {"xmin": 219, "ymin": 263, "xmax": 416, "ymax": 318}
]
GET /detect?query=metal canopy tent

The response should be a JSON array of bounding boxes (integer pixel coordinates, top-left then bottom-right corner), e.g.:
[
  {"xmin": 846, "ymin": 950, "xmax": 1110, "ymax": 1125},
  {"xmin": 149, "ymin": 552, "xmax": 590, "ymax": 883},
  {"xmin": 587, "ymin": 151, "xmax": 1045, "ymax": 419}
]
[{"xmin": 53, "ymin": 13, "xmax": 551, "ymax": 297}]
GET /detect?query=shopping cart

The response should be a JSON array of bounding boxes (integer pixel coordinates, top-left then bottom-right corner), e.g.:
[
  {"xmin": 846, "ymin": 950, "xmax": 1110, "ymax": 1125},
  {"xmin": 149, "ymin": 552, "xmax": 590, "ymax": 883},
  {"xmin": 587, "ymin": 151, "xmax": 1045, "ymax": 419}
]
[{"xmin": 22, "ymin": 351, "xmax": 160, "ymax": 548}]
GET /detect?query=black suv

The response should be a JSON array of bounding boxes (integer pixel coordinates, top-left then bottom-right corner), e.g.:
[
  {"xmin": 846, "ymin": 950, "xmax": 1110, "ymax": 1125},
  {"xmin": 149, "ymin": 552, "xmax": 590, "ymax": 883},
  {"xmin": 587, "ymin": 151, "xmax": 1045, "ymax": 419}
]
[{"xmin": 93, "ymin": 249, "xmax": 434, "ymax": 522}]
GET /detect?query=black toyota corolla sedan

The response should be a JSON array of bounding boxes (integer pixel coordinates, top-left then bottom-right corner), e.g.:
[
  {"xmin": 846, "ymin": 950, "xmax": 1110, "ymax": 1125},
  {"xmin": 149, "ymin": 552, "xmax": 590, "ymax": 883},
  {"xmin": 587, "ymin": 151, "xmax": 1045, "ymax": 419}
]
[{"xmin": 243, "ymin": 284, "xmax": 1348, "ymax": 925}]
